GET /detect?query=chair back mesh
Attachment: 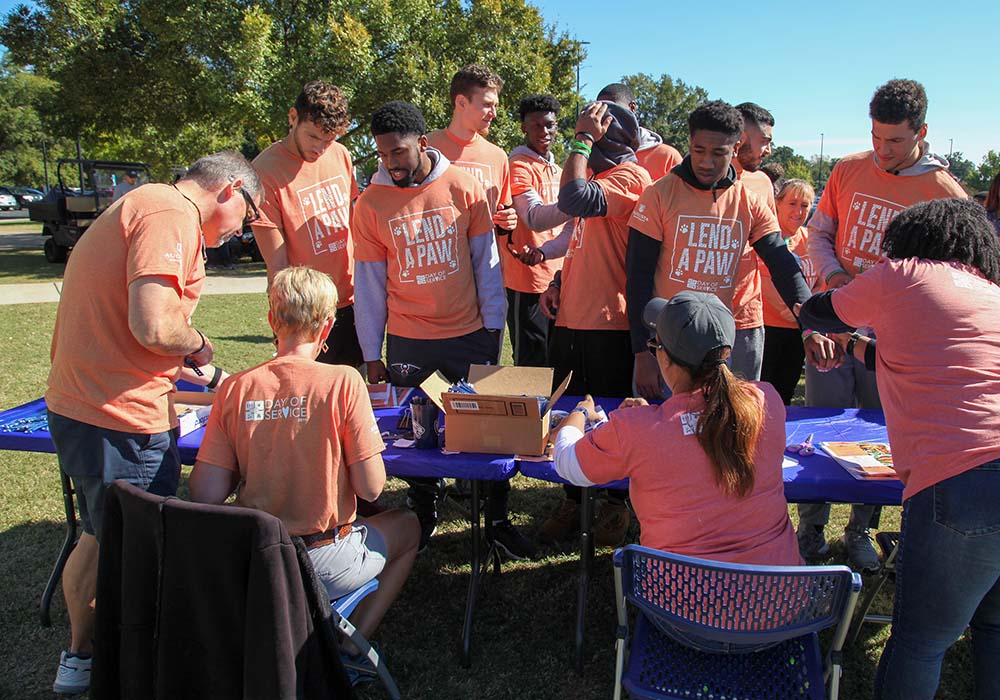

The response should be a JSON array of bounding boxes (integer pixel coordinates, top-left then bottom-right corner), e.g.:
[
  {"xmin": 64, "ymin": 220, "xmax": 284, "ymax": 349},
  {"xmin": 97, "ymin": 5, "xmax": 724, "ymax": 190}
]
[{"xmin": 621, "ymin": 545, "xmax": 855, "ymax": 652}]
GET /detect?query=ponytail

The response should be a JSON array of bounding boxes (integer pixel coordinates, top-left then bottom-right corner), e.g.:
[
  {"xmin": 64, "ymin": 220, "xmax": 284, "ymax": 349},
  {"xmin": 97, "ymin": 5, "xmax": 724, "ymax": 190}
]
[{"xmin": 687, "ymin": 348, "xmax": 763, "ymax": 497}]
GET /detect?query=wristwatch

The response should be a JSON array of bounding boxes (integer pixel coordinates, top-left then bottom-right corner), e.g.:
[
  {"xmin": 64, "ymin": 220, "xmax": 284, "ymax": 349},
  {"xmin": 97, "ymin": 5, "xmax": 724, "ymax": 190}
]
[{"xmin": 846, "ymin": 332, "xmax": 862, "ymax": 358}]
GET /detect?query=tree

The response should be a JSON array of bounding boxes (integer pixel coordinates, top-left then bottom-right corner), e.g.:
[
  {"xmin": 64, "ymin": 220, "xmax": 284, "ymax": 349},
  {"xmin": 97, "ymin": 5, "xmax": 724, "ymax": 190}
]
[
  {"xmin": 965, "ymin": 150, "xmax": 1000, "ymax": 193},
  {"xmin": 0, "ymin": 55, "xmax": 74, "ymax": 187},
  {"xmin": 765, "ymin": 145, "xmax": 814, "ymax": 185},
  {"xmin": 1, "ymin": 0, "xmax": 582, "ymax": 178},
  {"xmin": 946, "ymin": 150, "xmax": 975, "ymax": 185},
  {"xmin": 620, "ymin": 73, "xmax": 709, "ymax": 151}
]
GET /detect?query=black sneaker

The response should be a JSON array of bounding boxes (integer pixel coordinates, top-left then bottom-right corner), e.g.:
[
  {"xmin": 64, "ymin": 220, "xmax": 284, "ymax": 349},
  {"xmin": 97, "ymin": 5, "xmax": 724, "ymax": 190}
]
[
  {"xmin": 488, "ymin": 519, "xmax": 537, "ymax": 560},
  {"xmin": 412, "ymin": 508, "xmax": 437, "ymax": 554}
]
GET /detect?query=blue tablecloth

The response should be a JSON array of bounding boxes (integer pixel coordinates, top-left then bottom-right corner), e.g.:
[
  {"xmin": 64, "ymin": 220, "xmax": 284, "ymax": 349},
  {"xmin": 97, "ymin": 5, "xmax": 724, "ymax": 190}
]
[
  {"xmin": 518, "ymin": 400, "xmax": 903, "ymax": 507},
  {"xmin": 0, "ymin": 398, "xmax": 517, "ymax": 483}
]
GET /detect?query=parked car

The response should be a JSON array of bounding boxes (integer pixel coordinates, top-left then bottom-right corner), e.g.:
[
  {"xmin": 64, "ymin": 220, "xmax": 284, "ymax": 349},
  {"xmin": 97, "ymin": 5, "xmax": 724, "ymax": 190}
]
[
  {"xmin": 0, "ymin": 187, "xmax": 18, "ymax": 211},
  {"xmin": 11, "ymin": 187, "xmax": 45, "ymax": 207}
]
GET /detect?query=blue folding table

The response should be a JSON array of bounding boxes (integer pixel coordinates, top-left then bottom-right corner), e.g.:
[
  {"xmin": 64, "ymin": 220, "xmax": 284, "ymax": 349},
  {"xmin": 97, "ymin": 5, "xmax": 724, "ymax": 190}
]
[
  {"xmin": 517, "ymin": 399, "xmax": 903, "ymax": 670},
  {"xmin": 0, "ymin": 397, "xmax": 514, "ymax": 667}
]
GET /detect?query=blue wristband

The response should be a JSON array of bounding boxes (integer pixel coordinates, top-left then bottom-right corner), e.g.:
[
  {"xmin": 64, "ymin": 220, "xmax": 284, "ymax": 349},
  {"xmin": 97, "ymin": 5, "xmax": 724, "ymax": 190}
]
[{"xmin": 573, "ymin": 406, "xmax": 590, "ymax": 421}]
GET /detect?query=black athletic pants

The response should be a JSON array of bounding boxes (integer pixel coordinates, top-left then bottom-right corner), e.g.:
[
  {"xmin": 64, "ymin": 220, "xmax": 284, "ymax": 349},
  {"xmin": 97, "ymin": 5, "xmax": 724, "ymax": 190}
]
[
  {"xmin": 316, "ymin": 305, "xmax": 364, "ymax": 368},
  {"xmin": 760, "ymin": 325, "xmax": 805, "ymax": 405},
  {"xmin": 506, "ymin": 288, "xmax": 551, "ymax": 367}
]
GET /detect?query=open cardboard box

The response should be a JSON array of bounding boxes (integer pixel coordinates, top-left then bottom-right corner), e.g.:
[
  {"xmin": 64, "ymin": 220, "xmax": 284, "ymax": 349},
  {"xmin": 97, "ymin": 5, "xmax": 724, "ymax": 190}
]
[
  {"xmin": 420, "ymin": 365, "xmax": 571, "ymax": 456},
  {"xmin": 173, "ymin": 390, "xmax": 214, "ymax": 437}
]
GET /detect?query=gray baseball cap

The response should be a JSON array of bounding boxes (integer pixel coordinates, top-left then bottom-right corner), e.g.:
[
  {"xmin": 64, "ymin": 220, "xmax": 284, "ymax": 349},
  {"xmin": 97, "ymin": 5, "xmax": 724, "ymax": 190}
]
[{"xmin": 643, "ymin": 292, "xmax": 736, "ymax": 367}]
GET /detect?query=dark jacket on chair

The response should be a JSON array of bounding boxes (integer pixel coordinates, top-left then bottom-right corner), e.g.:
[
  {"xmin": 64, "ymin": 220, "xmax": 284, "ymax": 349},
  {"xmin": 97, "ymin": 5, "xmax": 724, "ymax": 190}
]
[{"xmin": 91, "ymin": 480, "xmax": 353, "ymax": 699}]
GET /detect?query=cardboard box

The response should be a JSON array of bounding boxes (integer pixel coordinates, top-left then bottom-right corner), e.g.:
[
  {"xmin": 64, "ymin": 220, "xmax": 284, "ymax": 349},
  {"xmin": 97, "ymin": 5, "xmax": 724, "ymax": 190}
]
[
  {"xmin": 420, "ymin": 365, "xmax": 570, "ymax": 456},
  {"xmin": 173, "ymin": 390, "xmax": 213, "ymax": 437}
]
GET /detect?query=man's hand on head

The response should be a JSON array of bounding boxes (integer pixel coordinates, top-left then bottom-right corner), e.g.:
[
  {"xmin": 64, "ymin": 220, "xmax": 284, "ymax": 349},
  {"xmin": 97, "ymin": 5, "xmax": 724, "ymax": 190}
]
[{"xmin": 575, "ymin": 102, "xmax": 612, "ymax": 143}]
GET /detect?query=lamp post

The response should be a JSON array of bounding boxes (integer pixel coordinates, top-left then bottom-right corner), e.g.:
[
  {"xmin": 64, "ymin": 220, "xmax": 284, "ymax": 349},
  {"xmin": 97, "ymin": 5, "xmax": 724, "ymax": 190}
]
[
  {"xmin": 948, "ymin": 138, "xmax": 954, "ymax": 158},
  {"xmin": 818, "ymin": 132, "xmax": 824, "ymax": 188},
  {"xmin": 575, "ymin": 40, "xmax": 590, "ymax": 115}
]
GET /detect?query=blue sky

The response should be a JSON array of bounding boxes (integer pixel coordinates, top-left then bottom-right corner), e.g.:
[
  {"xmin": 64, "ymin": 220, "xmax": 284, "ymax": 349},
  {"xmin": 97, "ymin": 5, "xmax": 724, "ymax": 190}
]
[
  {"xmin": 537, "ymin": 0, "xmax": 997, "ymax": 163},
  {"xmin": 3, "ymin": 0, "xmax": 996, "ymax": 164}
]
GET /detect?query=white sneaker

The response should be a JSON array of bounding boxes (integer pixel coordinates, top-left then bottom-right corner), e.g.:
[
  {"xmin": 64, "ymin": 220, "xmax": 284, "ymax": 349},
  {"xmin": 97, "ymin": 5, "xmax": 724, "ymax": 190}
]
[{"xmin": 53, "ymin": 650, "xmax": 91, "ymax": 695}]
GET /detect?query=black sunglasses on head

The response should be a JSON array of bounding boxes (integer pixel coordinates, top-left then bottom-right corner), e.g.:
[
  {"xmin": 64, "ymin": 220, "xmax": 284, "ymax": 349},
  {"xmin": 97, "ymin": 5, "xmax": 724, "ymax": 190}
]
[{"xmin": 240, "ymin": 186, "xmax": 261, "ymax": 225}]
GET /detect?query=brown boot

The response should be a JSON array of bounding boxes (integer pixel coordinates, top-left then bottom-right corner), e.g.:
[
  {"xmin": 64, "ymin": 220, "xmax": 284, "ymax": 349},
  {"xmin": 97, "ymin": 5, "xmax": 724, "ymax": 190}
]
[
  {"xmin": 594, "ymin": 499, "xmax": 630, "ymax": 548},
  {"xmin": 538, "ymin": 498, "xmax": 580, "ymax": 544}
]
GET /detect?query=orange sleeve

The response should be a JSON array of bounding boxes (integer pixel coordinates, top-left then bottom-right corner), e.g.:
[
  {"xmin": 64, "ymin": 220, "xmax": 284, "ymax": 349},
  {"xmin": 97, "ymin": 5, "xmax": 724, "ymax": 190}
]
[
  {"xmin": 344, "ymin": 148, "xmax": 360, "ymax": 201},
  {"xmin": 629, "ymin": 183, "xmax": 665, "ymax": 241},
  {"xmin": 509, "ymin": 159, "xmax": 535, "ymax": 197},
  {"xmin": 498, "ymin": 158, "xmax": 513, "ymax": 207},
  {"xmin": 253, "ymin": 165, "xmax": 283, "ymax": 231},
  {"xmin": 574, "ymin": 416, "xmax": 630, "ymax": 485},
  {"xmin": 816, "ymin": 162, "xmax": 840, "ymax": 222},
  {"xmin": 747, "ymin": 191, "xmax": 780, "ymax": 244},
  {"xmin": 340, "ymin": 373, "xmax": 387, "ymax": 465},
  {"xmin": 467, "ymin": 183, "xmax": 495, "ymax": 238},
  {"xmin": 600, "ymin": 167, "xmax": 644, "ymax": 220},
  {"xmin": 127, "ymin": 209, "xmax": 199, "ymax": 294},
  {"xmin": 195, "ymin": 380, "xmax": 241, "ymax": 472},
  {"xmin": 351, "ymin": 195, "xmax": 387, "ymax": 262}
]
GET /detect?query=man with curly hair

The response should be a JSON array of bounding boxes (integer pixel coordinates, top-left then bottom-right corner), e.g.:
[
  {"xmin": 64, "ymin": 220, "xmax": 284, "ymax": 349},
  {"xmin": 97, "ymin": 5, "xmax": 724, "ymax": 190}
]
[
  {"xmin": 252, "ymin": 80, "xmax": 363, "ymax": 367},
  {"xmin": 799, "ymin": 78, "xmax": 968, "ymax": 572},
  {"xmin": 353, "ymin": 101, "xmax": 533, "ymax": 558}
]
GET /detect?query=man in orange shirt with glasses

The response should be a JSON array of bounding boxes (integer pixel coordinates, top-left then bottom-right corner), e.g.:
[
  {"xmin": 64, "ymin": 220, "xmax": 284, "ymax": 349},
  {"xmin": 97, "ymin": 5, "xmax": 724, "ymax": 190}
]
[{"xmin": 48, "ymin": 151, "xmax": 261, "ymax": 695}]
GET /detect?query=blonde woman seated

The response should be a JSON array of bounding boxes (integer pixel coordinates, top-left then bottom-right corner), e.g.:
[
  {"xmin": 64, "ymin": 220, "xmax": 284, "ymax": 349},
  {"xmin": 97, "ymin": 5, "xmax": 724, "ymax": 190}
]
[
  {"xmin": 552, "ymin": 291, "xmax": 801, "ymax": 565},
  {"xmin": 190, "ymin": 266, "xmax": 419, "ymax": 643}
]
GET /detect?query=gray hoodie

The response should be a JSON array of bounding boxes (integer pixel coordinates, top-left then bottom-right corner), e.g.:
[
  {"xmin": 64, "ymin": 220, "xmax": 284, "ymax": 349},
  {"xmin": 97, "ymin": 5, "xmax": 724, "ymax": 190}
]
[
  {"xmin": 807, "ymin": 143, "xmax": 956, "ymax": 283},
  {"xmin": 354, "ymin": 148, "xmax": 506, "ymax": 362}
]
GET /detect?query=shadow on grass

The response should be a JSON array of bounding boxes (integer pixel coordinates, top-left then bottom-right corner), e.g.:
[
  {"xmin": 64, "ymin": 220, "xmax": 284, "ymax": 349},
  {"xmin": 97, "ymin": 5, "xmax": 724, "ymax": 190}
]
[
  {"xmin": 0, "ymin": 249, "xmax": 65, "ymax": 283},
  {"xmin": 0, "ymin": 519, "xmax": 78, "ymax": 700}
]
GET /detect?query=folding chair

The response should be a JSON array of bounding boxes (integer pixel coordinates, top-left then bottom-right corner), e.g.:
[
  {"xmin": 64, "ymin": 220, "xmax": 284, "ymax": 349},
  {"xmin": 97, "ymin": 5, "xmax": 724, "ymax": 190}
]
[
  {"xmin": 613, "ymin": 545, "xmax": 861, "ymax": 700},
  {"xmin": 847, "ymin": 530, "xmax": 900, "ymax": 645},
  {"xmin": 332, "ymin": 579, "xmax": 401, "ymax": 699}
]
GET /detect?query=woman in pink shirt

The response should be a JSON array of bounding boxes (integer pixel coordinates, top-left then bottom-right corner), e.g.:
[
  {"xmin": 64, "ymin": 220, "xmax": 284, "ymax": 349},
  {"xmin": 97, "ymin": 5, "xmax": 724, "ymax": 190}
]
[
  {"xmin": 800, "ymin": 198, "xmax": 1000, "ymax": 700},
  {"xmin": 552, "ymin": 291, "xmax": 800, "ymax": 567}
]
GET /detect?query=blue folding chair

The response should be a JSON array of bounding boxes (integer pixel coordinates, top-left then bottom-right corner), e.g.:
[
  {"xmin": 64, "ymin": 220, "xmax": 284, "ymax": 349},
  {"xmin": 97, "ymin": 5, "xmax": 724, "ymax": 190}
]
[
  {"xmin": 613, "ymin": 545, "xmax": 861, "ymax": 700},
  {"xmin": 332, "ymin": 579, "xmax": 401, "ymax": 699}
]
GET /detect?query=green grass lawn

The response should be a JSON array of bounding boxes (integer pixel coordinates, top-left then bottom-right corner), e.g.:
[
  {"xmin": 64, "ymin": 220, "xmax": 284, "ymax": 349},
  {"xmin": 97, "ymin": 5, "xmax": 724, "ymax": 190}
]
[{"xmin": 0, "ymin": 293, "xmax": 975, "ymax": 699}]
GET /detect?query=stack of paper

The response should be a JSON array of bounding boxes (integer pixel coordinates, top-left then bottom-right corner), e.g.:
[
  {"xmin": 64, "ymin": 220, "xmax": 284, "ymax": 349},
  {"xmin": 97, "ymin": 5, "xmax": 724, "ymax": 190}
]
[{"xmin": 819, "ymin": 441, "xmax": 897, "ymax": 480}]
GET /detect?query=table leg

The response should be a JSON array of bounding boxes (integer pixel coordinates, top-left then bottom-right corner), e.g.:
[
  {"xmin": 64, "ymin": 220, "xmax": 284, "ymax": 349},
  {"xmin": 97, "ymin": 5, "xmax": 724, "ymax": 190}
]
[
  {"xmin": 41, "ymin": 470, "xmax": 77, "ymax": 627},
  {"xmin": 461, "ymin": 480, "xmax": 482, "ymax": 668},
  {"xmin": 575, "ymin": 486, "xmax": 595, "ymax": 672}
]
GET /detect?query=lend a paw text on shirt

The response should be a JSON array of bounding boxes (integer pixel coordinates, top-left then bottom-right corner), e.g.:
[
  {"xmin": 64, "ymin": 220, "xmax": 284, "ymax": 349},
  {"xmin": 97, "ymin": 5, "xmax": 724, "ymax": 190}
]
[{"xmin": 353, "ymin": 165, "xmax": 494, "ymax": 340}]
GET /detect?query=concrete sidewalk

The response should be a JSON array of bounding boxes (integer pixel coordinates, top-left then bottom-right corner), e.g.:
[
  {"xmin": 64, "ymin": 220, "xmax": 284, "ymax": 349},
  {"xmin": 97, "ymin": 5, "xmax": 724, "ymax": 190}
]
[{"xmin": 1, "ymin": 274, "xmax": 267, "ymax": 305}]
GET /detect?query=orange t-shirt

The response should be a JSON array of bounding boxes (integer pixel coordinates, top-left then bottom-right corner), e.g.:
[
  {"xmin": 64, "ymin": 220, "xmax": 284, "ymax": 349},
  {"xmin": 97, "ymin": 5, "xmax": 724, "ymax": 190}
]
[
  {"xmin": 761, "ymin": 227, "xmax": 820, "ymax": 328},
  {"xmin": 505, "ymin": 152, "xmax": 564, "ymax": 293},
  {"xmin": 731, "ymin": 167, "xmax": 777, "ymax": 329},
  {"xmin": 636, "ymin": 143, "xmax": 683, "ymax": 182},
  {"xmin": 196, "ymin": 356, "xmax": 385, "ymax": 536},
  {"xmin": 353, "ymin": 165, "xmax": 494, "ymax": 340},
  {"xmin": 426, "ymin": 128, "xmax": 512, "ymax": 212},
  {"xmin": 629, "ymin": 173, "xmax": 778, "ymax": 313},
  {"xmin": 558, "ymin": 162, "xmax": 652, "ymax": 331},
  {"xmin": 832, "ymin": 259, "xmax": 1000, "ymax": 500},
  {"xmin": 252, "ymin": 140, "xmax": 358, "ymax": 307},
  {"xmin": 576, "ymin": 382, "xmax": 801, "ymax": 566},
  {"xmin": 818, "ymin": 150, "xmax": 967, "ymax": 276},
  {"xmin": 46, "ymin": 184, "xmax": 205, "ymax": 433}
]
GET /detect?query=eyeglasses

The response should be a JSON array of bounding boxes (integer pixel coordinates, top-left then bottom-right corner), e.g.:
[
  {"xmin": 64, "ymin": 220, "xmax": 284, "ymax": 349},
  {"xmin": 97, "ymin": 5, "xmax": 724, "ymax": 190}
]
[
  {"xmin": 240, "ymin": 186, "xmax": 261, "ymax": 226},
  {"xmin": 646, "ymin": 338, "xmax": 664, "ymax": 356}
]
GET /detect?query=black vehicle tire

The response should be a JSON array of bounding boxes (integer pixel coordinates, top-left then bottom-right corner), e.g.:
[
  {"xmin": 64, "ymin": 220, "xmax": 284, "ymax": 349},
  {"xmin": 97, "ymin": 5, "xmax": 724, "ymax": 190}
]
[{"xmin": 44, "ymin": 235, "xmax": 69, "ymax": 263}]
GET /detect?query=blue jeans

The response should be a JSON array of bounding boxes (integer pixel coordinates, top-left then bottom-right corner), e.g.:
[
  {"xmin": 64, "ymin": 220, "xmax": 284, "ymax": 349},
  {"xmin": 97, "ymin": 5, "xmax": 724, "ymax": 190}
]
[{"xmin": 874, "ymin": 460, "xmax": 1000, "ymax": 700}]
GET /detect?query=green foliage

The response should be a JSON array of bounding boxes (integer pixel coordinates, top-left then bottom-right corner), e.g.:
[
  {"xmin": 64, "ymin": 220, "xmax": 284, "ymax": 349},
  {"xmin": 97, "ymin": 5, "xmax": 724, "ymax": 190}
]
[
  {"xmin": 1, "ymin": 0, "xmax": 583, "ymax": 179},
  {"xmin": 619, "ymin": 72, "xmax": 709, "ymax": 151},
  {"xmin": 0, "ymin": 56, "xmax": 75, "ymax": 186},
  {"xmin": 965, "ymin": 150, "xmax": 1000, "ymax": 193},
  {"xmin": 946, "ymin": 150, "xmax": 975, "ymax": 185},
  {"xmin": 766, "ymin": 145, "xmax": 815, "ymax": 186}
]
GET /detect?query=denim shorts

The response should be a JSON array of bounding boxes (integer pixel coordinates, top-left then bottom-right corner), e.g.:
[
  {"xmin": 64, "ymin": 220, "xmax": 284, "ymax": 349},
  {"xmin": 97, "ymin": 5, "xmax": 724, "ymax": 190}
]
[
  {"xmin": 307, "ymin": 524, "xmax": 388, "ymax": 600},
  {"xmin": 48, "ymin": 410, "xmax": 181, "ymax": 539}
]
